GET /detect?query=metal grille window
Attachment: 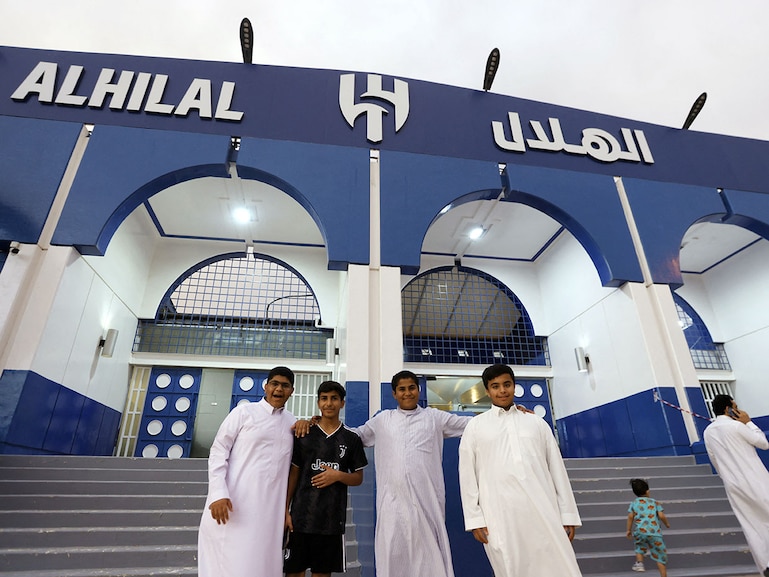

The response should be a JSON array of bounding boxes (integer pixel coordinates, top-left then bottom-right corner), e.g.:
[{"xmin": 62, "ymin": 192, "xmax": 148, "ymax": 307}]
[
  {"xmin": 402, "ymin": 266, "xmax": 549, "ymax": 365},
  {"xmin": 134, "ymin": 252, "xmax": 331, "ymax": 358},
  {"xmin": 674, "ymin": 294, "xmax": 732, "ymax": 371},
  {"xmin": 700, "ymin": 380, "xmax": 734, "ymax": 418}
]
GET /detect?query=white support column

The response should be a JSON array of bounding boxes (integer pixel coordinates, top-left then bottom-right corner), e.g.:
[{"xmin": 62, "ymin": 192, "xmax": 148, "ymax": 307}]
[
  {"xmin": 615, "ymin": 176, "xmax": 699, "ymax": 443},
  {"xmin": 0, "ymin": 124, "xmax": 92, "ymax": 370}
]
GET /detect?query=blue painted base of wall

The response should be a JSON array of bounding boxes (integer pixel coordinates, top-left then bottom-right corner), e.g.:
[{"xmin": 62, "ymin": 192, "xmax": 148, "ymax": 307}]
[
  {"xmin": 349, "ymin": 446, "xmax": 375, "ymax": 577},
  {"xmin": 344, "ymin": 380, "xmax": 370, "ymax": 428},
  {"xmin": 557, "ymin": 387, "xmax": 711, "ymax": 458},
  {"xmin": 0, "ymin": 370, "xmax": 121, "ymax": 455}
]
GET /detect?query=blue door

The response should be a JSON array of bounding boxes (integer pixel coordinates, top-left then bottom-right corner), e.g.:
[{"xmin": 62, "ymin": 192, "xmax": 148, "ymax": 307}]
[{"xmin": 135, "ymin": 367, "xmax": 201, "ymax": 458}]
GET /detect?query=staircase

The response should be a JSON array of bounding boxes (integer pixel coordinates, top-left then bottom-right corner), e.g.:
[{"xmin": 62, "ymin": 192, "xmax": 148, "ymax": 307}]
[
  {"xmin": 568, "ymin": 455, "xmax": 758, "ymax": 577},
  {"xmin": 0, "ymin": 455, "xmax": 362, "ymax": 577}
]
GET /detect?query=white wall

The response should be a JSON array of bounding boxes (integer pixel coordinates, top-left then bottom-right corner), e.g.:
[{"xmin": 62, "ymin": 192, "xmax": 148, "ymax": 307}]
[
  {"xmin": 536, "ymin": 234, "xmax": 658, "ymax": 417},
  {"xmin": 32, "ymin": 248, "xmax": 136, "ymax": 411},
  {"xmin": 680, "ymin": 239, "xmax": 769, "ymax": 415}
]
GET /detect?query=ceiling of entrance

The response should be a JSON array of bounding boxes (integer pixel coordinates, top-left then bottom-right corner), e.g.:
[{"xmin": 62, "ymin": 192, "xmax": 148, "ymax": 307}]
[{"xmin": 144, "ymin": 176, "xmax": 763, "ymax": 275}]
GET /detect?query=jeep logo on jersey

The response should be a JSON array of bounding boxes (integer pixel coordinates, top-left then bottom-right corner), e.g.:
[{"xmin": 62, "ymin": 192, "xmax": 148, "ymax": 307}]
[{"xmin": 339, "ymin": 73, "xmax": 409, "ymax": 143}]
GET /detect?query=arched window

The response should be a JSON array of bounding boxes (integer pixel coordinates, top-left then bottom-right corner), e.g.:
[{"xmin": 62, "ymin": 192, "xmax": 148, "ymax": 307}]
[
  {"xmin": 401, "ymin": 266, "xmax": 548, "ymax": 365},
  {"xmin": 673, "ymin": 293, "xmax": 731, "ymax": 370},
  {"xmin": 134, "ymin": 252, "xmax": 331, "ymax": 359}
]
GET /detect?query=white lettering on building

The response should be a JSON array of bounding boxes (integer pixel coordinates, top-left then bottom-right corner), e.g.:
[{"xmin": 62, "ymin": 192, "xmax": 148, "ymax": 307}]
[
  {"xmin": 10, "ymin": 61, "xmax": 244, "ymax": 122},
  {"xmin": 339, "ymin": 73, "xmax": 409, "ymax": 144},
  {"xmin": 492, "ymin": 112, "xmax": 654, "ymax": 164}
]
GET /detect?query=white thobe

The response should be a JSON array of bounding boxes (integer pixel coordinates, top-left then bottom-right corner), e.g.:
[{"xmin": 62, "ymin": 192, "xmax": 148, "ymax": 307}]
[
  {"xmin": 459, "ymin": 406, "xmax": 582, "ymax": 577},
  {"xmin": 198, "ymin": 399, "xmax": 296, "ymax": 577},
  {"xmin": 704, "ymin": 415, "xmax": 769, "ymax": 573},
  {"xmin": 354, "ymin": 406, "xmax": 471, "ymax": 577}
]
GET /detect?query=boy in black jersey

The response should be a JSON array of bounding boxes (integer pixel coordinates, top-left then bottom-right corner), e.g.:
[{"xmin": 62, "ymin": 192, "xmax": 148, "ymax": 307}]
[{"xmin": 284, "ymin": 380, "xmax": 368, "ymax": 577}]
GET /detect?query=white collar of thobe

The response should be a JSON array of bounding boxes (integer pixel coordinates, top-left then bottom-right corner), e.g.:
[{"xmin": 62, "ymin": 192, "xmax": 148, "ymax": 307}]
[
  {"xmin": 396, "ymin": 406, "xmax": 422, "ymax": 416},
  {"xmin": 258, "ymin": 398, "xmax": 286, "ymax": 414},
  {"xmin": 494, "ymin": 405, "xmax": 516, "ymax": 416}
]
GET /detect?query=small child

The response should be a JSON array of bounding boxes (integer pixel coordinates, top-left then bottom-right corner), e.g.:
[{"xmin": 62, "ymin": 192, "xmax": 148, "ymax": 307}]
[{"xmin": 626, "ymin": 478, "xmax": 670, "ymax": 575}]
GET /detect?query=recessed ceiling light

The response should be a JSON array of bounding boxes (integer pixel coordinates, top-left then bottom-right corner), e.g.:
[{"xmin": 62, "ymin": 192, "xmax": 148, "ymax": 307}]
[
  {"xmin": 233, "ymin": 207, "xmax": 251, "ymax": 223},
  {"xmin": 469, "ymin": 226, "xmax": 485, "ymax": 240}
]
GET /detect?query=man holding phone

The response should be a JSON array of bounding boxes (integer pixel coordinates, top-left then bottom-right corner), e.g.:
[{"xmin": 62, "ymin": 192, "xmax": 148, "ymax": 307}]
[{"xmin": 703, "ymin": 394, "xmax": 769, "ymax": 577}]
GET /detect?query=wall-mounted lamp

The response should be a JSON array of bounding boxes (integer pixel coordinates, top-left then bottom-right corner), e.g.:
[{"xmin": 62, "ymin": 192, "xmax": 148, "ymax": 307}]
[
  {"xmin": 325, "ymin": 338, "xmax": 338, "ymax": 366},
  {"xmin": 99, "ymin": 329, "xmax": 119, "ymax": 358},
  {"xmin": 574, "ymin": 347, "xmax": 589, "ymax": 372}
]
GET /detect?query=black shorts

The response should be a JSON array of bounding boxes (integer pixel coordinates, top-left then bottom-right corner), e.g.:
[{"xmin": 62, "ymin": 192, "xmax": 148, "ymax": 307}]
[{"xmin": 283, "ymin": 531, "xmax": 345, "ymax": 574}]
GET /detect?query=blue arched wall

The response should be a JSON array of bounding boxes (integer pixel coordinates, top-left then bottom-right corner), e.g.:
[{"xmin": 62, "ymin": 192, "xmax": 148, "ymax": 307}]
[{"xmin": 0, "ymin": 116, "xmax": 81, "ymax": 243}]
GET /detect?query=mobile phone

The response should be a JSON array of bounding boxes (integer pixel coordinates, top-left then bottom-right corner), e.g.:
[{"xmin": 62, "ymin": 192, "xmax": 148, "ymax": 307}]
[{"xmin": 726, "ymin": 407, "xmax": 739, "ymax": 419}]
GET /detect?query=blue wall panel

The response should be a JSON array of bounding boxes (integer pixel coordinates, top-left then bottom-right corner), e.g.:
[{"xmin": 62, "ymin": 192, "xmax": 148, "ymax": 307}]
[
  {"xmin": 558, "ymin": 388, "xmax": 693, "ymax": 458},
  {"xmin": 0, "ymin": 116, "xmax": 81, "ymax": 243},
  {"xmin": 53, "ymin": 126, "xmax": 231, "ymax": 255},
  {"xmin": 598, "ymin": 401, "xmax": 636, "ymax": 456},
  {"xmin": 5, "ymin": 372, "xmax": 58, "ymax": 450},
  {"xmin": 380, "ymin": 152, "xmax": 502, "ymax": 274},
  {"xmin": 622, "ymin": 179, "xmax": 725, "ymax": 286},
  {"xmin": 344, "ymin": 380, "xmax": 370, "ymax": 428},
  {"xmin": 237, "ymin": 139, "xmax": 370, "ymax": 270},
  {"xmin": 504, "ymin": 165, "xmax": 643, "ymax": 287},
  {"xmin": 71, "ymin": 399, "xmax": 105, "ymax": 455},
  {"xmin": 1, "ymin": 371, "xmax": 120, "ymax": 455},
  {"xmin": 0, "ymin": 370, "xmax": 26, "ymax": 444},
  {"xmin": 43, "ymin": 386, "xmax": 85, "ymax": 453},
  {"xmin": 443, "ymin": 434, "xmax": 493, "ymax": 577}
]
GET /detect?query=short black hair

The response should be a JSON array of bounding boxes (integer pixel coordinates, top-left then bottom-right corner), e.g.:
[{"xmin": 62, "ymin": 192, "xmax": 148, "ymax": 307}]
[
  {"xmin": 268, "ymin": 366, "xmax": 295, "ymax": 386},
  {"xmin": 391, "ymin": 370, "xmax": 419, "ymax": 391},
  {"xmin": 711, "ymin": 394, "xmax": 734, "ymax": 416},
  {"xmin": 481, "ymin": 364, "xmax": 515, "ymax": 388},
  {"xmin": 318, "ymin": 380, "xmax": 346, "ymax": 400},
  {"xmin": 630, "ymin": 478, "xmax": 649, "ymax": 497}
]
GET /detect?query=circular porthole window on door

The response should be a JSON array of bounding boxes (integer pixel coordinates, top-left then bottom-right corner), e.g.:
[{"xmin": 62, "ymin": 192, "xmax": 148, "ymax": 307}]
[
  {"xmin": 151, "ymin": 396, "xmax": 167, "ymax": 411},
  {"xmin": 142, "ymin": 444, "xmax": 159, "ymax": 458},
  {"xmin": 155, "ymin": 374, "xmax": 171, "ymax": 389},
  {"xmin": 167, "ymin": 444, "xmax": 184, "ymax": 459},
  {"xmin": 179, "ymin": 374, "xmax": 195, "ymax": 389},
  {"xmin": 239, "ymin": 376, "xmax": 254, "ymax": 391},
  {"xmin": 530, "ymin": 384, "xmax": 544, "ymax": 398},
  {"xmin": 171, "ymin": 420, "xmax": 187, "ymax": 436},
  {"xmin": 175, "ymin": 397, "xmax": 191, "ymax": 412},
  {"xmin": 146, "ymin": 420, "xmax": 163, "ymax": 436}
]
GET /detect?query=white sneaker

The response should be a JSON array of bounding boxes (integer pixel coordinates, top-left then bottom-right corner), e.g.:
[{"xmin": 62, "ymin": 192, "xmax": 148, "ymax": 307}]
[{"xmin": 632, "ymin": 561, "xmax": 646, "ymax": 572}]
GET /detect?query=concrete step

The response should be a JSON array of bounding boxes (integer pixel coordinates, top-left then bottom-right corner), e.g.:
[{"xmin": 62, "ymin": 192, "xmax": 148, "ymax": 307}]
[
  {"xmin": 0, "ymin": 509, "xmax": 202, "ymax": 528},
  {"xmin": 0, "ymin": 494, "xmax": 207, "ymax": 511},
  {"xmin": 0, "ymin": 544, "xmax": 198, "ymax": 572},
  {"xmin": 565, "ymin": 456, "xmax": 697, "ymax": 469},
  {"xmin": 579, "ymin": 511, "xmax": 742, "ymax": 534},
  {"xmin": 0, "ymin": 466, "xmax": 208, "ymax": 482},
  {"xmin": 571, "ymin": 474, "xmax": 723, "ymax": 490},
  {"xmin": 0, "ymin": 480, "xmax": 208, "ymax": 496},
  {"xmin": 576, "ymin": 543, "xmax": 754, "ymax": 574},
  {"xmin": 0, "ymin": 455, "xmax": 208, "ymax": 470},
  {"xmin": 568, "ymin": 463, "xmax": 714, "ymax": 479},
  {"xmin": 577, "ymin": 496, "xmax": 733, "ymax": 517},
  {"xmin": 574, "ymin": 484, "xmax": 727, "ymax": 503},
  {"xmin": 574, "ymin": 527, "xmax": 747, "ymax": 554},
  {"xmin": 0, "ymin": 526, "xmax": 199, "ymax": 548}
]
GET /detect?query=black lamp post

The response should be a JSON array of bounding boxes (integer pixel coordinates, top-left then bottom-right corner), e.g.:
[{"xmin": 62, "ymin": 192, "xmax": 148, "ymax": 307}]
[
  {"xmin": 483, "ymin": 48, "xmax": 500, "ymax": 91},
  {"xmin": 682, "ymin": 92, "xmax": 707, "ymax": 130},
  {"xmin": 240, "ymin": 18, "xmax": 253, "ymax": 64}
]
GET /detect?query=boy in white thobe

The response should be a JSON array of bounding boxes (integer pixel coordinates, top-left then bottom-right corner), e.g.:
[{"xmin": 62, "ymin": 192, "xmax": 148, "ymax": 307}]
[
  {"xmin": 459, "ymin": 364, "xmax": 582, "ymax": 577},
  {"xmin": 197, "ymin": 367, "xmax": 296, "ymax": 577},
  {"xmin": 704, "ymin": 394, "xmax": 769, "ymax": 577},
  {"xmin": 354, "ymin": 370, "xmax": 471, "ymax": 577}
]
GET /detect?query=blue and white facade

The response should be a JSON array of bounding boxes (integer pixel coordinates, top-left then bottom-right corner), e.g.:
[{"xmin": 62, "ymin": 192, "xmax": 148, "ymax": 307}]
[{"xmin": 2, "ymin": 48, "xmax": 769, "ymax": 571}]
